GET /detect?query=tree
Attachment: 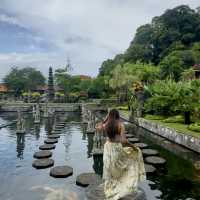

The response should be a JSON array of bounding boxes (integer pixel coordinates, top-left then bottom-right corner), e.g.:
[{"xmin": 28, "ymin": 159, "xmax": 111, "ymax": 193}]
[
  {"xmin": 55, "ymin": 68, "xmax": 71, "ymax": 94},
  {"xmin": 144, "ymin": 79, "xmax": 200, "ymax": 124},
  {"xmin": 4, "ymin": 67, "xmax": 45, "ymax": 96},
  {"xmin": 109, "ymin": 64, "xmax": 136, "ymax": 102},
  {"xmin": 160, "ymin": 50, "xmax": 195, "ymax": 81},
  {"xmin": 88, "ymin": 77, "xmax": 109, "ymax": 98}
]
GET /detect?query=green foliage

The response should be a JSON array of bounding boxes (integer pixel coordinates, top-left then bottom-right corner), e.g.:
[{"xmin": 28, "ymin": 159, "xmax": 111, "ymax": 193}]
[
  {"xmin": 116, "ymin": 105, "xmax": 129, "ymax": 111},
  {"xmin": 160, "ymin": 50, "xmax": 195, "ymax": 81},
  {"xmin": 98, "ymin": 5, "xmax": 200, "ymax": 80},
  {"xmin": 31, "ymin": 92, "xmax": 40, "ymax": 97},
  {"xmin": 88, "ymin": 76, "xmax": 109, "ymax": 98},
  {"xmin": 55, "ymin": 92, "xmax": 64, "ymax": 97},
  {"xmin": 188, "ymin": 123, "xmax": 200, "ymax": 132},
  {"xmin": 162, "ymin": 115, "xmax": 184, "ymax": 123},
  {"xmin": 4, "ymin": 67, "xmax": 45, "ymax": 92},
  {"xmin": 145, "ymin": 79, "xmax": 200, "ymax": 118},
  {"xmin": 181, "ymin": 68, "xmax": 196, "ymax": 81},
  {"xmin": 144, "ymin": 114, "xmax": 165, "ymax": 120}
]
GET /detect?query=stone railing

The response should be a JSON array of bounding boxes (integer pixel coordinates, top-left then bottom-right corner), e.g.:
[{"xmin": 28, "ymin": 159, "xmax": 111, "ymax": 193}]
[{"xmin": 137, "ymin": 118, "xmax": 200, "ymax": 154}]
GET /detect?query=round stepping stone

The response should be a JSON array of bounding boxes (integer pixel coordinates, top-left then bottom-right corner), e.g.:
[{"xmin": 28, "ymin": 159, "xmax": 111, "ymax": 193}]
[
  {"xmin": 51, "ymin": 131, "xmax": 61, "ymax": 134},
  {"xmin": 50, "ymin": 165, "xmax": 73, "ymax": 178},
  {"xmin": 142, "ymin": 149, "xmax": 159, "ymax": 157},
  {"xmin": 76, "ymin": 173, "xmax": 102, "ymax": 187},
  {"xmin": 144, "ymin": 164, "xmax": 156, "ymax": 173},
  {"xmin": 32, "ymin": 159, "xmax": 54, "ymax": 169},
  {"xmin": 44, "ymin": 138, "xmax": 58, "ymax": 144},
  {"xmin": 145, "ymin": 156, "xmax": 166, "ymax": 165},
  {"xmin": 56, "ymin": 125, "xmax": 64, "ymax": 128},
  {"xmin": 134, "ymin": 143, "xmax": 148, "ymax": 149},
  {"xmin": 128, "ymin": 138, "xmax": 139, "ymax": 143},
  {"xmin": 86, "ymin": 184, "xmax": 146, "ymax": 200},
  {"xmin": 39, "ymin": 144, "xmax": 56, "ymax": 150},
  {"xmin": 126, "ymin": 134, "xmax": 134, "ymax": 138},
  {"xmin": 33, "ymin": 150, "xmax": 52, "ymax": 159},
  {"xmin": 48, "ymin": 134, "xmax": 60, "ymax": 139}
]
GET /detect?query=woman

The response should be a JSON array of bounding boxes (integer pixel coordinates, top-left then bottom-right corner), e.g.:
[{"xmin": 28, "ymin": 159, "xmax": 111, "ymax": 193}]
[{"xmin": 96, "ymin": 109, "xmax": 146, "ymax": 200}]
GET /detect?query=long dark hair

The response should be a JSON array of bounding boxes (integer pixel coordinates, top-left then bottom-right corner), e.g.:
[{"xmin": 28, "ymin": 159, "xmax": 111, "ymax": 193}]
[{"xmin": 104, "ymin": 109, "xmax": 120, "ymax": 140}]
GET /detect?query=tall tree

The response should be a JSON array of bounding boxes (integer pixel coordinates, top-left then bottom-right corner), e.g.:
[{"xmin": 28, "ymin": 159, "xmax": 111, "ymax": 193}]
[{"xmin": 4, "ymin": 67, "xmax": 45, "ymax": 96}]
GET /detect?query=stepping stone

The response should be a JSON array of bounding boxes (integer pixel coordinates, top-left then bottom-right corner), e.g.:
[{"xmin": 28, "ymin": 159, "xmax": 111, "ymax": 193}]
[
  {"xmin": 144, "ymin": 164, "xmax": 156, "ymax": 173},
  {"xmin": 134, "ymin": 143, "xmax": 148, "ymax": 149},
  {"xmin": 44, "ymin": 138, "xmax": 58, "ymax": 144},
  {"xmin": 76, "ymin": 173, "xmax": 102, "ymax": 187},
  {"xmin": 126, "ymin": 134, "xmax": 134, "ymax": 138},
  {"xmin": 33, "ymin": 150, "xmax": 52, "ymax": 159},
  {"xmin": 86, "ymin": 184, "xmax": 146, "ymax": 200},
  {"xmin": 51, "ymin": 131, "xmax": 61, "ymax": 134},
  {"xmin": 32, "ymin": 159, "xmax": 54, "ymax": 169},
  {"xmin": 39, "ymin": 144, "xmax": 56, "ymax": 150},
  {"xmin": 145, "ymin": 156, "xmax": 166, "ymax": 165},
  {"xmin": 142, "ymin": 149, "xmax": 159, "ymax": 157},
  {"xmin": 128, "ymin": 138, "xmax": 139, "ymax": 143},
  {"xmin": 48, "ymin": 134, "xmax": 60, "ymax": 139},
  {"xmin": 50, "ymin": 166, "xmax": 73, "ymax": 178}
]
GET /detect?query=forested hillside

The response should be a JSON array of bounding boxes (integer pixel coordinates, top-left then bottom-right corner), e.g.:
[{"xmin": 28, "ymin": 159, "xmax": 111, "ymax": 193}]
[{"xmin": 99, "ymin": 5, "xmax": 200, "ymax": 81}]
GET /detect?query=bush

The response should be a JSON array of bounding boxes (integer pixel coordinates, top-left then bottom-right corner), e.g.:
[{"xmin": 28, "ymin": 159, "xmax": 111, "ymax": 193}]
[
  {"xmin": 162, "ymin": 115, "xmax": 184, "ymax": 123},
  {"xmin": 188, "ymin": 123, "xmax": 200, "ymax": 132}
]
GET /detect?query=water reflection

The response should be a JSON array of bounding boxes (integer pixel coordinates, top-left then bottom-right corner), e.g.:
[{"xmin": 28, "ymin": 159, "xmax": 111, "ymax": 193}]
[
  {"xmin": 86, "ymin": 133, "xmax": 94, "ymax": 158},
  {"xmin": 16, "ymin": 133, "xmax": 25, "ymax": 159},
  {"xmin": 34, "ymin": 124, "xmax": 40, "ymax": 140},
  {"xmin": 93, "ymin": 156, "xmax": 103, "ymax": 176}
]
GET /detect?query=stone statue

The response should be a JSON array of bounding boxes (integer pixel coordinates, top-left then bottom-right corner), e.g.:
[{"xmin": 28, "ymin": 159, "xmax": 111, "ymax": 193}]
[
  {"xmin": 16, "ymin": 110, "xmax": 25, "ymax": 134},
  {"xmin": 34, "ymin": 104, "xmax": 40, "ymax": 124},
  {"xmin": 43, "ymin": 103, "xmax": 49, "ymax": 118}
]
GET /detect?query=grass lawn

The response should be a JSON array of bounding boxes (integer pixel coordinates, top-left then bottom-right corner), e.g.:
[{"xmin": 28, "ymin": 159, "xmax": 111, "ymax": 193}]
[{"xmin": 144, "ymin": 115, "xmax": 200, "ymax": 139}]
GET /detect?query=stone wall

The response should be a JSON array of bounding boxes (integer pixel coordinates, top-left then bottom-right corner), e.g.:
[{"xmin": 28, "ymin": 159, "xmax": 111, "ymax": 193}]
[
  {"xmin": 137, "ymin": 118, "xmax": 200, "ymax": 154},
  {"xmin": 0, "ymin": 102, "xmax": 81, "ymax": 112}
]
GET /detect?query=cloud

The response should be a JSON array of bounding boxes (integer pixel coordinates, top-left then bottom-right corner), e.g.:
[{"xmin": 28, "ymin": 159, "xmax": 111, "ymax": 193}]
[{"xmin": 0, "ymin": 0, "xmax": 199, "ymax": 79}]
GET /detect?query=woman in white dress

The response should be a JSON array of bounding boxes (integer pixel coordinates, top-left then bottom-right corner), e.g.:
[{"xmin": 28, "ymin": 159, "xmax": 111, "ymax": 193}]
[{"xmin": 96, "ymin": 109, "xmax": 146, "ymax": 200}]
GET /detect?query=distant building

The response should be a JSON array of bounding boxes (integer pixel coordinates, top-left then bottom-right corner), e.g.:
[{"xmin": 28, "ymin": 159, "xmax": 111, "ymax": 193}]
[
  {"xmin": 0, "ymin": 83, "xmax": 8, "ymax": 93},
  {"xmin": 77, "ymin": 75, "xmax": 92, "ymax": 80},
  {"xmin": 193, "ymin": 64, "xmax": 200, "ymax": 79}
]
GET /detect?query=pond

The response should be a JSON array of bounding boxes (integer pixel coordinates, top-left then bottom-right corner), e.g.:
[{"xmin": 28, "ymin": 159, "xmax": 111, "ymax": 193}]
[{"xmin": 0, "ymin": 112, "xmax": 200, "ymax": 200}]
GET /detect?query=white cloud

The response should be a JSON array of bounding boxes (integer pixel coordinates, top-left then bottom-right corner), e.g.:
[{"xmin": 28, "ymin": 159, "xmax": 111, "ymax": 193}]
[{"xmin": 0, "ymin": 0, "xmax": 199, "ymax": 79}]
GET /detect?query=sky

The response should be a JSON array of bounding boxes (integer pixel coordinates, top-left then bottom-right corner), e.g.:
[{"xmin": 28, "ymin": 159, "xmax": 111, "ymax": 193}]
[{"xmin": 0, "ymin": 0, "xmax": 199, "ymax": 80}]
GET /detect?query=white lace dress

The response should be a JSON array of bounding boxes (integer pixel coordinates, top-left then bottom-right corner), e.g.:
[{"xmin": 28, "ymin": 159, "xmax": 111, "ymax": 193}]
[{"xmin": 103, "ymin": 141, "xmax": 146, "ymax": 200}]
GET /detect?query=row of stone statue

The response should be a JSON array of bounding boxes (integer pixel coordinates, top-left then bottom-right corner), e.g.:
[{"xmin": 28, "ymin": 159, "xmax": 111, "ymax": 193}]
[{"xmin": 16, "ymin": 104, "xmax": 55, "ymax": 134}]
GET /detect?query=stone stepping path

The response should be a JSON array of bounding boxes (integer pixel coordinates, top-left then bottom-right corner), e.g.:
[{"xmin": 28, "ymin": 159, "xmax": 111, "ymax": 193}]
[
  {"xmin": 76, "ymin": 173, "xmax": 102, "ymax": 187},
  {"xmin": 48, "ymin": 134, "xmax": 60, "ymax": 139},
  {"xmin": 126, "ymin": 134, "xmax": 135, "ymax": 138},
  {"xmin": 144, "ymin": 164, "xmax": 156, "ymax": 173},
  {"xmin": 86, "ymin": 184, "xmax": 146, "ymax": 200},
  {"xmin": 145, "ymin": 156, "xmax": 166, "ymax": 165},
  {"xmin": 50, "ymin": 165, "xmax": 73, "ymax": 178},
  {"xmin": 33, "ymin": 150, "xmax": 52, "ymax": 159},
  {"xmin": 39, "ymin": 144, "xmax": 56, "ymax": 150},
  {"xmin": 32, "ymin": 159, "xmax": 54, "ymax": 169},
  {"xmin": 134, "ymin": 143, "xmax": 148, "ymax": 149},
  {"xmin": 142, "ymin": 149, "xmax": 159, "ymax": 157},
  {"xmin": 44, "ymin": 138, "xmax": 58, "ymax": 144},
  {"xmin": 128, "ymin": 138, "xmax": 140, "ymax": 143}
]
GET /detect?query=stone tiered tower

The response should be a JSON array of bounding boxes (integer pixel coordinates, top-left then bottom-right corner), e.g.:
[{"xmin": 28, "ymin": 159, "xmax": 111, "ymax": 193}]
[{"xmin": 48, "ymin": 67, "xmax": 55, "ymax": 102}]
